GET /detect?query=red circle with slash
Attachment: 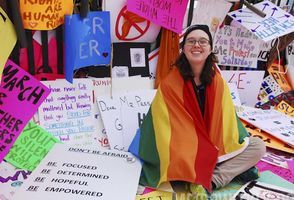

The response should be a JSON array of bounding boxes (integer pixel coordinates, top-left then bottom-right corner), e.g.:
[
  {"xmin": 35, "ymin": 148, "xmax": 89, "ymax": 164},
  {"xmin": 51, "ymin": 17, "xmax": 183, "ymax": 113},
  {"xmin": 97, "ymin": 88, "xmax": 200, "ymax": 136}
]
[{"xmin": 115, "ymin": 6, "xmax": 150, "ymax": 41}]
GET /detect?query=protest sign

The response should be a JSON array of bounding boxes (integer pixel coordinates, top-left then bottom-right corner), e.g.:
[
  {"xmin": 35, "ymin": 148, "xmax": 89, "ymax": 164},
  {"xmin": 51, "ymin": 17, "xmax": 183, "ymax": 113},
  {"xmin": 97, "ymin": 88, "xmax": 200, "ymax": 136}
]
[
  {"xmin": 13, "ymin": 144, "xmax": 142, "ymax": 200},
  {"xmin": 65, "ymin": 12, "xmax": 111, "ymax": 83},
  {"xmin": 136, "ymin": 191, "xmax": 173, "ymax": 200},
  {"xmin": 275, "ymin": 100, "xmax": 294, "ymax": 117},
  {"xmin": 221, "ymin": 70, "xmax": 265, "ymax": 107},
  {"xmin": 192, "ymin": 0, "xmax": 231, "ymax": 35},
  {"xmin": 5, "ymin": 121, "xmax": 59, "ymax": 171},
  {"xmin": 20, "ymin": 0, "xmax": 73, "ymax": 30},
  {"xmin": 127, "ymin": 0, "xmax": 189, "ymax": 34},
  {"xmin": 237, "ymin": 106, "xmax": 294, "ymax": 147},
  {"xmin": 0, "ymin": 60, "xmax": 50, "ymax": 162},
  {"xmin": 231, "ymin": 181, "xmax": 294, "ymax": 199},
  {"xmin": 0, "ymin": 7, "xmax": 16, "ymax": 82},
  {"xmin": 38, "ymin": 79, "xmax": 96, "ymax": 145},
  {"xmin": 97, "ymin": 90, "xmax": 156, "ymax": 151},
  {"xmin": 214, "ymin": 25, "xmax": 260, "ymax": 68},
  {"xmin": 256, "ymin": 75, "xmax": 284, "ymax": 105},
  {"xmin": 0, "ymin": 161, "xmax": 31, "ymax": 199},
  {"xmin": 227, "ymin": 83, "xmax": 241, "ymax": 106},
  {"xmin": 268, "ymin": 63, "xmax": 292, "ymax": 92},
  {"xmin": 105, "ymin": 0, "xmax": 161, "ymax": 42},
  {"xmin": 228, "ymin": 0, "xmax": 294, "ymax": 42}
]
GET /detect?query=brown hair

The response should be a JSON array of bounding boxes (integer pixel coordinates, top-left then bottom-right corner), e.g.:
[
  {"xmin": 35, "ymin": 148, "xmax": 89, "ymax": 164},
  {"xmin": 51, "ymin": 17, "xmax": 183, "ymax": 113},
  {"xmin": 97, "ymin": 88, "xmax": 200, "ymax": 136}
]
[{"xmin": 175, "ymin": 25, "xmax": 218, "ymax": 85}]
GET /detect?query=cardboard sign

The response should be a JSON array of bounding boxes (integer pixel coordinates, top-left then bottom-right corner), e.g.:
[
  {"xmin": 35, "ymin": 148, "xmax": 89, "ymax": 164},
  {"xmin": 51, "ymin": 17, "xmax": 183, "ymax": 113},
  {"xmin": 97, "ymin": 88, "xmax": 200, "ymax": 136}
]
[
  {"xmin": 192, "ymin": 0, "xmax": 232, "ymax": 35},
  {"xmin": 0, "ymin": 8, "xmax": 17, "ymax": 82},
  {"xmin": 105, "ymin": 0, "xmax": 161, "ymax": 42},
  {"xmin": 257, "ymin": 40, "xmax": 274, "ymax": 61},
  {"xmin": 13, "ymin": 144, "xmax": 142, "ymax": 200},
  {"xmin": 65, "ymin": 12, "xmax": 111, "ymax": 83},
  {"xmin": 275, "ymin": 100, "xmax": 294, "ymax": 118},
  {"xmin": 0, "ymin": 60, "xmax": 50, "ymax": 163},
  {"xmin": 214, "ymin": 25, "xmax": 260, "ymax": 68},
  {"xmin": 237, "ymin": 106, "xmax": 294, "ymax": 147},
  {"xmin": 221, "ymin": 70, "xmax": 265, "ymax": 107},
  {"xmin": 20, "ymin": 0, "xmax": 73, "ymax": 30},
  {"xmin": 0, "ymin": 161, "xmax": 31, "ymax": 199},
  {"xmin": 5, "ymin": 121, "xmax": 59, "ymax": 171},
  {"xmin": 228, "ymin": 0, "xmax": 294, "ymax": 42},
  {"xmin": 232, "ymin": 181, "xmax": 294, "ymax": 199},
  {"xmin": 127, "ymin": 0, "xmax": 189, "ymax": 34}
]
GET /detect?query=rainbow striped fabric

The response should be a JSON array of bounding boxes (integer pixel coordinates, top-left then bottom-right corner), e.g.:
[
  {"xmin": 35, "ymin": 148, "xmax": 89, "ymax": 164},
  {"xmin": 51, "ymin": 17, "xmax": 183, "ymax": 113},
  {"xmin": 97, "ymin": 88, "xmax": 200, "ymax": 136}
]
[{"xmin": 129, "ymin": 68, "xmax": 249, "ymax": 191}]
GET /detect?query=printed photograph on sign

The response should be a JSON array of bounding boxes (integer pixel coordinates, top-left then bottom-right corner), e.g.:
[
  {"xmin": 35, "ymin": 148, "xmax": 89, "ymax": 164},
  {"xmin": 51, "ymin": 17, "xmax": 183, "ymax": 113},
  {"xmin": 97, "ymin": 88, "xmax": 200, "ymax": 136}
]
[{"xmin": 130, "ymin": 48, "xmax": 146, "ymax": 67}]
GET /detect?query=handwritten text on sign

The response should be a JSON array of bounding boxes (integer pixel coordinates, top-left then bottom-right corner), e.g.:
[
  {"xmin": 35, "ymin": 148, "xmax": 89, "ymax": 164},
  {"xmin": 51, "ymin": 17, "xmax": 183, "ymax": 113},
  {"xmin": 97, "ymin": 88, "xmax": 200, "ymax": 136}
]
[
  {"xmin": 5, "ymin": 121, "xmax": 59, "ymax": 171},
  {"xmin": 214, "ymin": 25, "xmax": 260, "ymax": 68},
  {"xmin": 0, "ymin": 60, "xmax": 50, "ymax": 162},
  {"xmin": 20, "ymin": 0, "xmax": 73, "ymax": 30},
  {"xmin": 127, "ymin": 0, "xmax": 189, "ymax": 34},
  {"xmin": 38, "ymin": 79, "xmax": 96, "ymax": 140},
  {"xmin": 228, "ymin": 0, "xmax": 294, "ymax": 42}
]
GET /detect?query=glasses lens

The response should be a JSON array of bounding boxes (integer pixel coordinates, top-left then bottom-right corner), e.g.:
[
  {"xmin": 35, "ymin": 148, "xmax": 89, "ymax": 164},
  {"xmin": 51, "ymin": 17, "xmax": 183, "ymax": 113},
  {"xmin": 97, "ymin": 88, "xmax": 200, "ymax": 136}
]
[
  {"xmin": 199, "ymin": 38, "xmax": 209, "ymax": 46},
  {"xmin": 186, "ymin": 39, "xmax": 196, "ymax": 46}
]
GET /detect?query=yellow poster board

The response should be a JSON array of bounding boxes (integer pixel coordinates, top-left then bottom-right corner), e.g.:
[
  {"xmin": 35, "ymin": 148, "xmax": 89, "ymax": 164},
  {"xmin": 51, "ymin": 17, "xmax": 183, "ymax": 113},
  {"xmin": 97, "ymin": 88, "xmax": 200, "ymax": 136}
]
[
  {"xmin": 136, "ymin": 191, "xmax": 173, "ymax": 200},
  {"xmin": 0, "ymin": 7, "xmax": 17, "ymax": 81},
  {"xmin": 20, "ymin": 0, "xmax": 73, "ymax": 30},
  {"xmin": 243, "ymin": 123, "xmax": 294, "ymax": 154},
  {"xmin": 275, "ymin": 100, "xmax": 294, "ymax": 118}
]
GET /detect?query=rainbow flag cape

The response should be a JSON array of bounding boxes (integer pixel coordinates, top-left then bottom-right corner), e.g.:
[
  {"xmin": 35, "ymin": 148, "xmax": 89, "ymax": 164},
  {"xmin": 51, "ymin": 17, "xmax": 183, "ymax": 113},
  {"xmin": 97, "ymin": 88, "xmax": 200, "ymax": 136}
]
[{"xmin": 129, "ymin": 68, "xmax": 249, "ymax": 191}]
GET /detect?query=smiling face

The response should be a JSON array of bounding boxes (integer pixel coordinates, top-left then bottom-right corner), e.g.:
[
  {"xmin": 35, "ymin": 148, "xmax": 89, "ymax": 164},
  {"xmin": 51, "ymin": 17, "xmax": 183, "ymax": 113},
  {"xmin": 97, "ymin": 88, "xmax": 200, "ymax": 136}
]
[{"xmin": 183, "ymin": 29, "xmax": 212, "ymax": 73}]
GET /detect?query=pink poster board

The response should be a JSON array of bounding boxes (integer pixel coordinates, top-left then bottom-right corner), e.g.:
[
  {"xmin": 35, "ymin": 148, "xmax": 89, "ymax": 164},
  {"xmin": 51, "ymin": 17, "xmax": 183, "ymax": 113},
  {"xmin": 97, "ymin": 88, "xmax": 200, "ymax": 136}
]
[
  {"xmin": 127, "ymin": 0, "xmax": 189, "ymax": 34},
  {"xmin": 0, "ymin": 60, "xmax": 50, "ymax": 162}
]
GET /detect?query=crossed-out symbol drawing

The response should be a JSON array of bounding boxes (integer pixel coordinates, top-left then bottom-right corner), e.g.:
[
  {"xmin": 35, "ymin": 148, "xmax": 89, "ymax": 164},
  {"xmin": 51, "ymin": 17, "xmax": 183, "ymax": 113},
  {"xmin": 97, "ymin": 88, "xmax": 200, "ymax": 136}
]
[{"xmin": 115, "ymin": 6, "xmax": 150, "ymax": 41}]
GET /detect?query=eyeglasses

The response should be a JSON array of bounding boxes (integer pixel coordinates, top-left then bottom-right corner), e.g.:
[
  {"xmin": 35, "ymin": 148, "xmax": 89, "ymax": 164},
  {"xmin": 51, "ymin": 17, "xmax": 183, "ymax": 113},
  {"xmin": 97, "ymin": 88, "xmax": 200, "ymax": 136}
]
[{"xmin": 185, "ymin": 38, "xmax": 210, "ymax": 47}]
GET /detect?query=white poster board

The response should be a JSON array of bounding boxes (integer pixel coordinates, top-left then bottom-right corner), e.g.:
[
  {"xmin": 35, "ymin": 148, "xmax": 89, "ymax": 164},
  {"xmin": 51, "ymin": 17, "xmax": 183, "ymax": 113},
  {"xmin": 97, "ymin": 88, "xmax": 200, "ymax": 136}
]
[
  {"xmin": 192, "ymin": 0, "xmax": 232, "ymax": 35},
  {"xmin": 0, "ymin": 161, "xmax": 31, "ymax": 199},
  {"xmin": 221, "ymin": 70, "xmax": 265, "ymax": 107},
  {"xmin": 97, "ymin": 90, "xmax": 156, "ymax": 151},
  {"xmin": 231, "ymin": 181, "xmax": 294, "ymax": 199},
  {"xmin": 227, "ymin": 83, "xmax": 241, "ymax": 106},
  {"xmin": 214, "ymin": 25, "xmax": 260, "ymax": 68},
  {"xmin": 228, "ymin": 0, "xmax": 294, "ymax": 42},
  {"xmin": 39, "ymin": 79, "xmax": 97, "ymax": 145},
  {"xmin": 237, "ymin": 106, "xmax": 294, "ymax": 147},
  {"xmin": 13, "ymin": 144, "xmax": 142, "ymax": 200}
]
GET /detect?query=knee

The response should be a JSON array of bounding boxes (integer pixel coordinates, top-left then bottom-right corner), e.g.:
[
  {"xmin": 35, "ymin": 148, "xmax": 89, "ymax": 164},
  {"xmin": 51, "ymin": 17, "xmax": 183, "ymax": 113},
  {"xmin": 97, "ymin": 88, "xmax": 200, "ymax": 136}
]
[{"xmin": 249, "ymin": 136, "xmax": 266, "ymax": 160}]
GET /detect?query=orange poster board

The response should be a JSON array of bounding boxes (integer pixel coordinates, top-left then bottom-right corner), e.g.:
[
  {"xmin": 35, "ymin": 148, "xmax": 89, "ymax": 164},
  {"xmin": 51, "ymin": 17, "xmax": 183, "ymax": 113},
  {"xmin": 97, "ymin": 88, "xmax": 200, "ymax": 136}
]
[
  {"xmin": 268, "ymin": 63, "xmax": 292, "ymax": 92},
  {"xmin": 242, "ymin": 121, "xmax": 294, "ymax": 154},
  {"xmin": 20, "ymin": 0, "xmax": 73, "ymax": 30}
]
